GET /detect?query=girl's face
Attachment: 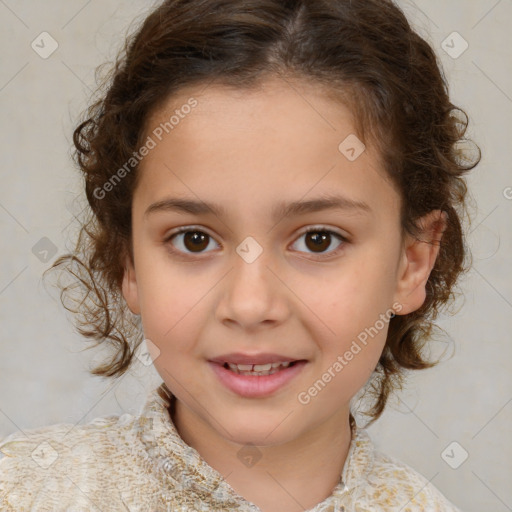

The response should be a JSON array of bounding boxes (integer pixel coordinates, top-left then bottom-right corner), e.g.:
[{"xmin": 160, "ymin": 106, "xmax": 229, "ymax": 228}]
[{"xmin": 123, "ymin": 77, "xmax": 440, "ymax": 446}]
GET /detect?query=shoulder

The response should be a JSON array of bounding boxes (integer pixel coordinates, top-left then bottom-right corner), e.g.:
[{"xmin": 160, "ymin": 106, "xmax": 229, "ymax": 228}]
[
  {"xmin": 364, "ymin": 445, "xmax": 462, "ymax": 511},
  {"xmin": 344, "ymin": 428, "xmax": 462, "ymax": 511},
  {"xmin": 0, "ymin": 412, "xmax": 139, "ymax": 511}
]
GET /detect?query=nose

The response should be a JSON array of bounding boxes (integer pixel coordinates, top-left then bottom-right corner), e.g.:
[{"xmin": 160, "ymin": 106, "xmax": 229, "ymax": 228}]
[{"xmin": 215, "ymin": 246, "xmax": 290, "ymax": 331}]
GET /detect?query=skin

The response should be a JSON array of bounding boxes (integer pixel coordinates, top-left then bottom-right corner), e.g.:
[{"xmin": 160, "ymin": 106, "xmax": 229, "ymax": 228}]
[{"xmin": 122, "ymin": 76, "xmax": 446, "ymax": 512}]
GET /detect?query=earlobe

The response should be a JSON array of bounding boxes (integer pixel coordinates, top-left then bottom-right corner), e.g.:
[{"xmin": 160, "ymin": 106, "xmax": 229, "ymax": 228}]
[
  {"xmin": 393, "ymin": 210, "xmax": 447, "ymax": 315},
  {"xmin": 121, "ymin": 254, "xmax": 141, "ymax": 315}
]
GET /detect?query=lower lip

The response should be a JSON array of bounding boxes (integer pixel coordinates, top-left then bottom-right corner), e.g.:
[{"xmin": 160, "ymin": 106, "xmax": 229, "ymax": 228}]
[{"xmin": 208, "ymin": 361, "xmax": 307, "ymax": 398}]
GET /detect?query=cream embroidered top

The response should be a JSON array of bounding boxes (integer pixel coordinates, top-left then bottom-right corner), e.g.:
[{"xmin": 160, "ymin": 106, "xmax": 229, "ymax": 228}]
[{"xmin": 0, "ymin": 383, "xmax": 461, "ymax": 511}]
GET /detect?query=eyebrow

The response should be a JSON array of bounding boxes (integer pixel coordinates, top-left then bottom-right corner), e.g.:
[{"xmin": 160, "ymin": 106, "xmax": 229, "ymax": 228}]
[{"xmin": 144, "ymin": 194, "xmax": 372, "ymax": 221}]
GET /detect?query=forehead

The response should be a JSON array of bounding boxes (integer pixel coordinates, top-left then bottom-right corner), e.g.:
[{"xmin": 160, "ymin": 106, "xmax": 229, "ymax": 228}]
[
  {"xmin": 137, "ymin": 77, "xmax": 399, "ymax": 217},
  {"xmin": 145, "ymin": 76, "xmax": 359, "ymax": 149}
]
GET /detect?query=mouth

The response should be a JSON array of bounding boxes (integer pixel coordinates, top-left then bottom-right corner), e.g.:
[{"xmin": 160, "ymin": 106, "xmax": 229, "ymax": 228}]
[
  {"xmin": 208, "ymin": 359, "xmax": 308, "ymax": 398},
  {"xmin": 220, "ymin": 360, "xmax": 303, "ymax": 376}
]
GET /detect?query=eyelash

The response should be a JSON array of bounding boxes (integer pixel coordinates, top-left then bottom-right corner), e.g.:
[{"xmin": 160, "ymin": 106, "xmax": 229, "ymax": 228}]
[{"xmin": 163, "ymin": 225, "xmax": 348, "ymax": 260}]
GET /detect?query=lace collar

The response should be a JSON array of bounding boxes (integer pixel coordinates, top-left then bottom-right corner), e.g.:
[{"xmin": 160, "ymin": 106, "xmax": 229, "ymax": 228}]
[{"xmin": 135, "ymin": 383, "xmax": 374, "ymax": 511}]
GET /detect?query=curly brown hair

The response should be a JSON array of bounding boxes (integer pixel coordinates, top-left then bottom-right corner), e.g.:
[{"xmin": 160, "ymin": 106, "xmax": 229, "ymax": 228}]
[{"xmin": 46, "ymin": 0, "xmax": 480, "ymax": 426}]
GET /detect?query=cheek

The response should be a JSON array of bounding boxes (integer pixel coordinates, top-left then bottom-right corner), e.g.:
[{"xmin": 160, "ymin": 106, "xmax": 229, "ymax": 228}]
[
  {"xmin": 135, "ymin": 259, "xmax": 203, "ymax": 347},
  {"xmin": 309, "ymin": 296, "xmax": 389, "ymax": 403},
  {"xmin": 301, "ymin": 260, "xmax": 395, "ymax": 333},
  {"xmin": 294, "ymin": 255, "xmax": 394, "ymax": 379}
]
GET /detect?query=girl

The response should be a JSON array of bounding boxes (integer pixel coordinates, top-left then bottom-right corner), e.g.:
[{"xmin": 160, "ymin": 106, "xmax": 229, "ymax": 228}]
[{"xmin": 0, "ymin": 0, "xmax": 479, "ymax": 510}]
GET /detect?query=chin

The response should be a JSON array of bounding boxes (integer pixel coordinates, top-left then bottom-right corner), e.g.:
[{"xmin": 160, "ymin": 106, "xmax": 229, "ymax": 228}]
[{"xmin": 220, "ymin": 413, "xmax": 302, "ymax": 447}]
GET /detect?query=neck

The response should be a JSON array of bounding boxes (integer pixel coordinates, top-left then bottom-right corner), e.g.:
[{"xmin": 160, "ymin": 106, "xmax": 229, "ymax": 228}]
[{"xmin": 170, "ymin": 397, "xmax": 353, "ymax": 512}]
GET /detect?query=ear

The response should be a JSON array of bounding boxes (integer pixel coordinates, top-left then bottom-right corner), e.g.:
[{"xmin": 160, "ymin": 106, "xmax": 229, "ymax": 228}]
[
  {"xmin": 121, "ymin": 253, "xmax": 141, "ymax": 315},
  {"xmin": 393, "ymin": 210, "xmax": 448, "ymax": 315}
]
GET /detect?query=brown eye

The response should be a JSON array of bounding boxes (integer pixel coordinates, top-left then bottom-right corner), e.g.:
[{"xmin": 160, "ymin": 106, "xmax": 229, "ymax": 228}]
[
  {"xmin": 305, "ymin": 231, "xmax": 331, "ymax": 252},
  {"xmin": 183, "ymin": 231, "xmax": 209, "ymax": 252},
  {"xmin": 167, "ymin": 229, "xmax": 219, "ymax": 254},
  {"xmin": 292, "ymin": 228, "xmax": 346, "ymax": 257}
]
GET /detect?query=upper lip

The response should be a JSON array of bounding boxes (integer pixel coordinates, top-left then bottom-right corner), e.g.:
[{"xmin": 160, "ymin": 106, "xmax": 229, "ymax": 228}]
[{"xmin": 209, "ymin": 353, "xmax": 304, "ymax": 365}]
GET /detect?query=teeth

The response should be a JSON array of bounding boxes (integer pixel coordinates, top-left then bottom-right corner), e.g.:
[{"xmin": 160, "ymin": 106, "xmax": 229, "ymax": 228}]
[
  {"xmin": 226, "ymin": 361, "xmax": 292, "ymax": 375},
  {"xmin": 253, "ymin": 363, "xmax": 272, "ymax": 371}
]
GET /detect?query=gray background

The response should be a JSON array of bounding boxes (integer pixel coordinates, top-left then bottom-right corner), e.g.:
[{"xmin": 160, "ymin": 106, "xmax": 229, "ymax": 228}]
[{"xmin": 0, "ymin": 1, "xmax": 511, "ymax": 511}]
